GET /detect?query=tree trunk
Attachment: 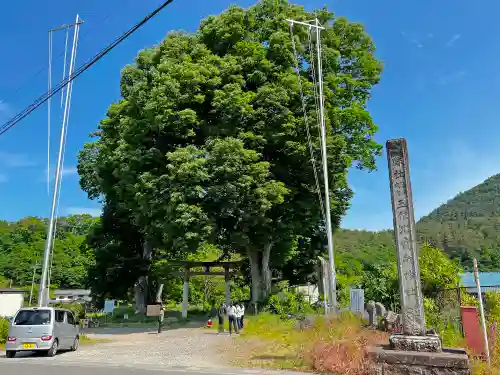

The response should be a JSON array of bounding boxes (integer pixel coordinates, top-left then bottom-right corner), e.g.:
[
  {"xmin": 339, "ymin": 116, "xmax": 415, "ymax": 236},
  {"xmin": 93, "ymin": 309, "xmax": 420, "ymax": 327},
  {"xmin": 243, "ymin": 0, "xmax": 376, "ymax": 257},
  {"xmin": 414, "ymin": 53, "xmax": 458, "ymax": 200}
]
[
  {"xmin": 248, "ymin": 243, "xmax": 274, "ymax": 310},
  {"xmin": 249, "ymin": 250, "xmax": 261, "ymax": 306},
  {"xmin": 134, "ymin": 239, "xmax": 153, "ymax": 313},
  {"xmin": 155, "ymin": 283, "xmax": 164, "ymax": 303},
  {"xmin": 261, "ymin": 243, "xmax": 272, "ymax": 299}
]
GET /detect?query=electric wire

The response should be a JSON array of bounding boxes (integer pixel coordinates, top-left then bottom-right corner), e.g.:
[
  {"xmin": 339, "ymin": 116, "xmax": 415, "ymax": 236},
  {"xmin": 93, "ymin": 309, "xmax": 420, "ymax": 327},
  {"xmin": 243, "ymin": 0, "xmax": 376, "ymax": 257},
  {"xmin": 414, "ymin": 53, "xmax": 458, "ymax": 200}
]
[
  {"xmin": 0, "ymin": 0, "xmax": 132, "ymax": 111},
  {"xmin": 0, "ymin": 0, "xmax": 164, "ymax": 135},
  {"xmin": 289, "ymin": 23, "xmax": 326, "ymax": 223}
]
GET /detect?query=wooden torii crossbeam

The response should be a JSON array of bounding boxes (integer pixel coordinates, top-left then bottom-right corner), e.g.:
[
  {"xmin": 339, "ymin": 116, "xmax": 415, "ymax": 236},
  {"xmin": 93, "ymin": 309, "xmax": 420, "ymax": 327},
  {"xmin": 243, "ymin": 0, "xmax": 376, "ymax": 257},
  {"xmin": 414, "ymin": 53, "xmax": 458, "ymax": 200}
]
[{"xmin": 167, "ymin": 260, "xmax": 243, "ymax": 318}]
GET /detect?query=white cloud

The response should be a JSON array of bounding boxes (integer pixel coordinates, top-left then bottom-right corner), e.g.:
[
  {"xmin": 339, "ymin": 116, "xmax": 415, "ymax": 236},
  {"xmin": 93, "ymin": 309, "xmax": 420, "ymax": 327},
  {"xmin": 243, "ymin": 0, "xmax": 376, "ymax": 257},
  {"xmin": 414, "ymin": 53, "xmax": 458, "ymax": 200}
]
[
  {"xmin": 0, "ymin": 152, "xmax": 37, "ymax": 167},
  {"xmin": 446, "ymin": 34, "xmax": 461, "ymax": 47},
  {"xmin": 400, "ymin": 31, "xmax": 423, "ymax": 49},
  {"xmin": 62, "ymin": 166, "xmax": 77, "ymax": 176},
  {"xmin": 65, "ymin": 207, "xmax": 102, "ymax": 217},
  {"xmin": 438, "ymin": 70, "xmax": 466, "ymax": 86},
  {"xmin": 42, "ymin": 165, "xmax": 78, "ymax": 183},
  {"xmin": 0, "ymin": 101, "xmax": 13, "ymax": 117}
]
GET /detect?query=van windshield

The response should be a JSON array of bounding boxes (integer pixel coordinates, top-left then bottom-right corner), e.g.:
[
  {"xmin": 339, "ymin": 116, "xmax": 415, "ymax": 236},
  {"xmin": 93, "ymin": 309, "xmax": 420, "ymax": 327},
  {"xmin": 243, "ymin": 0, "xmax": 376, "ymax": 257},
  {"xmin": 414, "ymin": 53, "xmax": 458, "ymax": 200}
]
[{"xmin": 14, "ymin": 309, "xmax": 51, "ymax": 325}]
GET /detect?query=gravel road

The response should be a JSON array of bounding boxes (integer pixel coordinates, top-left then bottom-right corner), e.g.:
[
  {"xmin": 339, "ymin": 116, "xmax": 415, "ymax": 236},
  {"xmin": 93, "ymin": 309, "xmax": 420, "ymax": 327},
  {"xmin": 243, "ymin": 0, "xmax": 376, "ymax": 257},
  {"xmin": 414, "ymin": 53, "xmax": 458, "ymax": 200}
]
[
  {"xmin": 0, "ymin": 327, "xmax": 312, "ymax": 375},
  {"xmin": 0, "ymin": 327, "xmax": 234, "ymax": 370},
  {"xmin": 0, "ymin": 362, "xmax": 311, "ymax": 375}
]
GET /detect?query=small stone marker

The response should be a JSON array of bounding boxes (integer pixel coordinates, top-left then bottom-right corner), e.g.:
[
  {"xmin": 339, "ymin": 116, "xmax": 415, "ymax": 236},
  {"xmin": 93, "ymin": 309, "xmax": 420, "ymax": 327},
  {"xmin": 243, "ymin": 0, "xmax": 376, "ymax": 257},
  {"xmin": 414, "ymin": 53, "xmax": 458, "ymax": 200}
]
[
  {"xmin": 374, "ymin": 302, "xmax": 386, "ymax": 319},
  {"xmin": 365, "ymin": 301, "xmax": 376, "ymax": 326}
]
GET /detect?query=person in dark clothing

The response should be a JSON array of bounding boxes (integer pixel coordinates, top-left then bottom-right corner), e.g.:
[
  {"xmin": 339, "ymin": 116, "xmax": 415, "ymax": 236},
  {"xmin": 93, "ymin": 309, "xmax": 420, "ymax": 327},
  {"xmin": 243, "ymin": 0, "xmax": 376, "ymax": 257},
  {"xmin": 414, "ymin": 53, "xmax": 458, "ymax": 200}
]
[{"xmin": 217, "ymin": 303, "xmax": 226, "ymax": 333}]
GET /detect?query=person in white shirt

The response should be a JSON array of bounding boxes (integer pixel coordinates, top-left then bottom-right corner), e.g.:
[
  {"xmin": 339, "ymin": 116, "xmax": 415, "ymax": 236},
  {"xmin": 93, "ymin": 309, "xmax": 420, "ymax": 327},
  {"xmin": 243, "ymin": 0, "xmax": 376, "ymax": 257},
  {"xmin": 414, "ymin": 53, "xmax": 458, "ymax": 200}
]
[
  {"xmin": 226, "ymin": 303, "xmax": 238, "ymax": 334},
  {"xmin": 235, "ymin": 303, "xmax": 242, "ymax": 330},
  {"xmin": 239, "ymin": 303, "xmax": 245, "ymax": 330}
]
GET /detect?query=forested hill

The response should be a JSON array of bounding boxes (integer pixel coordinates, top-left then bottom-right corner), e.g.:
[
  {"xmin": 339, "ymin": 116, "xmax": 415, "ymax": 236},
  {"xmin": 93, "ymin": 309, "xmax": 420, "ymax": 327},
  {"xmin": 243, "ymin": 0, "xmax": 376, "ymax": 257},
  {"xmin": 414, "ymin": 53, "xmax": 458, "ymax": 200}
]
[
  {"xmin": 2, "ymin": 173, "xmax": 500, "ymax": 291},
  {"xmin": 335, "ymin": 174, "xmax": 500, "ymax": 272},
  {"xmin": 416, "ymin": 173, "xmax": 500, "ymax": 271}
]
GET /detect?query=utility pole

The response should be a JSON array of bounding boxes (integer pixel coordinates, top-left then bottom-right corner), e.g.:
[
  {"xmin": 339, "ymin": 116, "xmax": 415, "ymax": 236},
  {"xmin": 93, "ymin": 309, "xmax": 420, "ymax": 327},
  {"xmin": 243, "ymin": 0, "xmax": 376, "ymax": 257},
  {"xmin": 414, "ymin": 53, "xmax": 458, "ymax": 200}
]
[
  {"xmin": 29, "ymin": 263, "xmax": 38, "ymax": 306},
  {"xmin": 474, "ymin": 259, "xmax": 490, "ymax": 364},
  {"xmin": 286, "ymin": 18, "xmax": 337, "ymax": 312},
  {"xmin": 39, "ymin": 15, "xmax": 82, "ymax": 307}
]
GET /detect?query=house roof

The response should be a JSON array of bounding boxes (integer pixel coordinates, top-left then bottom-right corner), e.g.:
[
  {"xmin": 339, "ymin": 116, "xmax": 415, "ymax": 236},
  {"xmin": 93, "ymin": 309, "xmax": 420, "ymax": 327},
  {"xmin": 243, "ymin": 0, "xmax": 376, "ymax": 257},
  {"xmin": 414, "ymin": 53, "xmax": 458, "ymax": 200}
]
[
  {"xmin": 460, "ymin": 272, "xmax": 500, "ymax": 288},
  {"xmin": 53, "ymin": 289, "xmax": 91, "ymax": 295},
  {"xmin": 0, "ymin": 288, "xmax": 26, "ymax": 294}
]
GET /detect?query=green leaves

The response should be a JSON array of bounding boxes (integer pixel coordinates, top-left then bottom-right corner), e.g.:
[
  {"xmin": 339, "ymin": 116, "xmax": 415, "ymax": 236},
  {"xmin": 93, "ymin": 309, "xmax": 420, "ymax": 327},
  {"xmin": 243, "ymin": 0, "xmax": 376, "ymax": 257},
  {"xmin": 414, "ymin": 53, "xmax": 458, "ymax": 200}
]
[{"xmin": 77, "ymin": 0, "xmax": 383, "ymax": 293}]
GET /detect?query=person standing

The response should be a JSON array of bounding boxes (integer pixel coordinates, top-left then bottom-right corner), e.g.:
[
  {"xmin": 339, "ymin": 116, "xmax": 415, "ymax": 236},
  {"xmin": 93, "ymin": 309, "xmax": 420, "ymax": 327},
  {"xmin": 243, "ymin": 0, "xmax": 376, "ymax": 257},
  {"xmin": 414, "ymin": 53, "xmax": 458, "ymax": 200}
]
[
  {"xmin": 235, "ymin": 302, "xmax": 242, "ymax": 330},
  {"xmin": 227, "ymin": 303, "xmax": 238, "ymax": 334},
  {"xmin": 217, "ymin": 303, "xmax": 226, "ymax": 334},
  {"xmin": 239, "ymin": 302, "xmax": 245, "ymax": 330},
  {"xmin": 158, "ymin": 303, "xmax": 164, "ymax": 333}
]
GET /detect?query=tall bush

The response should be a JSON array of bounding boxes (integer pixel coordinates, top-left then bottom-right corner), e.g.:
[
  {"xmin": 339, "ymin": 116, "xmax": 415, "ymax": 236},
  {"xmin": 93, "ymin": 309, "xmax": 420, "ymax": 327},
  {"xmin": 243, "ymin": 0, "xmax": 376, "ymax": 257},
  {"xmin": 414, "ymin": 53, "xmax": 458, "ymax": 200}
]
[{"xmin": 0, "ymin": 317, "xmax": 9, "ymax": 344}]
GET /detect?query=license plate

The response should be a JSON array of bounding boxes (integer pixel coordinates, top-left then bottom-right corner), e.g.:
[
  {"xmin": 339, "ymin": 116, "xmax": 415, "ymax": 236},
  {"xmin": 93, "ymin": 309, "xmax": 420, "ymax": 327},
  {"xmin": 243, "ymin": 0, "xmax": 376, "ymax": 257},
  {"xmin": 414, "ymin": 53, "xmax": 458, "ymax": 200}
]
[{"xmin": 22, "ymin": 343, "xmax": 36, "ymax": 349}]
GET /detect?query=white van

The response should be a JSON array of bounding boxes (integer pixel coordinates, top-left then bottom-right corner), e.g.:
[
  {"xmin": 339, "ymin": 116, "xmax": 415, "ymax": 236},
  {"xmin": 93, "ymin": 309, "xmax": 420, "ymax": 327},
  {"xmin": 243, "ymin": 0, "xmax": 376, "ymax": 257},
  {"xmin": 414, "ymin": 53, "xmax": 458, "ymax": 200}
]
[{"xmin": 5, "ymin": 307, "xmax": 79, "ymax": 358}]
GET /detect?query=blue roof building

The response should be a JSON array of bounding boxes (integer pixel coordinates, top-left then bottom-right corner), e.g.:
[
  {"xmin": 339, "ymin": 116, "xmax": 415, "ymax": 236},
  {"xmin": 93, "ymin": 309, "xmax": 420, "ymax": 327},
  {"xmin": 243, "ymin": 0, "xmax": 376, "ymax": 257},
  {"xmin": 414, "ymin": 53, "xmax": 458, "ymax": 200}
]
[{"xmin": 460, "ymin": 272, "xmax": 500, "ymax": 294}]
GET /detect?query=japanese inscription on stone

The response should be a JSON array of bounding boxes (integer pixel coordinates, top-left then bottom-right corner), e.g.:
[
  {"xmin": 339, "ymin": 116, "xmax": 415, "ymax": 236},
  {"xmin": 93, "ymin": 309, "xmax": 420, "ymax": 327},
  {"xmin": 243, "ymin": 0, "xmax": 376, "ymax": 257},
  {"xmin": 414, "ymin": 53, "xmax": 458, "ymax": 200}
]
[{"xmin": 386, "ymin": 139, "xmax": 426, "ymax": 336}]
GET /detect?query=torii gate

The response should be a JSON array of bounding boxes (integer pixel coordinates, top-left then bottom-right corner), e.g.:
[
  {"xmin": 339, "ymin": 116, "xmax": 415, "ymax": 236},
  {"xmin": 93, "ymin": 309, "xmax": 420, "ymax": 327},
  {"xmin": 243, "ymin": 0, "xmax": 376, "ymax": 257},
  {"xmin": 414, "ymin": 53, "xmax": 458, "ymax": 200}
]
[{"xmin": 168, "ymin": 260, "xmax": 243, "ymax": 318}]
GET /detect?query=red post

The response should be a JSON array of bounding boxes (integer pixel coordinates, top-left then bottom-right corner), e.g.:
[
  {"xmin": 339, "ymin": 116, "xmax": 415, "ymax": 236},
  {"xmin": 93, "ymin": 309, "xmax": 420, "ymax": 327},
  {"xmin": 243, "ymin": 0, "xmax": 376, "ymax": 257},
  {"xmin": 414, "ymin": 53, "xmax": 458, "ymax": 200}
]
[{"xmin": 461, "ymin": 306, "xmax": 483, "ymax": 356}]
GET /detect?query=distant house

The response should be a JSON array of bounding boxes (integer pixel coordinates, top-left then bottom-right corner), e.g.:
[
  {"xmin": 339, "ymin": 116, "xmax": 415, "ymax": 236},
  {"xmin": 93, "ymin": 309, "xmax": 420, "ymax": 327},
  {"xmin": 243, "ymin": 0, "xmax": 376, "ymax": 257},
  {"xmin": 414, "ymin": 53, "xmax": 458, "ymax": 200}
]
[
  {"xmin": 460, "ymin": 272, "xmax": 500, "ymax": 294},
  {"xmin": 0, "ymin": 288, "xmax": 26, "ymax": 317},
  {"xmin": 294, "ymin": 284, "xmax": 319, "ymax": 304},
  {"xmin": 52, "ymin": 289, "xmax": 91, "ymax": 304}
]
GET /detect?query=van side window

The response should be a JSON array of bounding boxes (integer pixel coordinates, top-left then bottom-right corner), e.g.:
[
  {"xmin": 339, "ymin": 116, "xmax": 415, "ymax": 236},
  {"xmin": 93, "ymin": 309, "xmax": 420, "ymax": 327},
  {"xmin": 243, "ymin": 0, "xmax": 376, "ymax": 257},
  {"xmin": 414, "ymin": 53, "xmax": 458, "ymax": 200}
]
[
  {"xmin": 55, "ymin": 310, "xmax": 64, "ymax": 323},
  {"xmin": 66, "ymin": 312, "xmax": 75, "ymax": 325}
]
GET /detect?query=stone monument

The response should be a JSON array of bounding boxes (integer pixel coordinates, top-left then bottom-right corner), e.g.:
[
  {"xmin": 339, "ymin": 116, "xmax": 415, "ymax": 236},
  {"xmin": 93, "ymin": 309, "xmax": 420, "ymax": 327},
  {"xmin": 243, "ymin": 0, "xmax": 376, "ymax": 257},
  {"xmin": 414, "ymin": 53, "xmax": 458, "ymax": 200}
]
[{"xmin": 367, "ymin": 138, "xmax": 470, "ymax": 375}]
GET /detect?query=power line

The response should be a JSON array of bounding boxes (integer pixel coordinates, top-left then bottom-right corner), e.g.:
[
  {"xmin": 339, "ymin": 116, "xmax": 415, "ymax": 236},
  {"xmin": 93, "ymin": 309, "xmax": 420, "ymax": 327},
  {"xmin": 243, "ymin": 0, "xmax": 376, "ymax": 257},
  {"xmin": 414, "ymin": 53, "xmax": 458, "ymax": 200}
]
[
  {"xmin": 0, "ymin": 0, "xmax": 131, "ymax": 109},
  {"xmin": 0, "ymin": 0, "xmax": 175, "ymax": 136},
  {"xmin": 289, "ymin": 22, "xmax": 326, "ymax": 224}
]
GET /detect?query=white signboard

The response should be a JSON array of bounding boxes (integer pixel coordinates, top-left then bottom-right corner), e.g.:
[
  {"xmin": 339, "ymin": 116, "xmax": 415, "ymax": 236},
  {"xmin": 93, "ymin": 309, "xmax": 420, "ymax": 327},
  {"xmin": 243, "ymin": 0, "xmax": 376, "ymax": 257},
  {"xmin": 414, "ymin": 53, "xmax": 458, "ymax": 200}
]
[
  {"xmin": 103, "ymin": 299, "xmax": 115, "ymax": 314},
  {"xmin": 349, "ymin": 288, "xmax": 364, "ymax": 315}
]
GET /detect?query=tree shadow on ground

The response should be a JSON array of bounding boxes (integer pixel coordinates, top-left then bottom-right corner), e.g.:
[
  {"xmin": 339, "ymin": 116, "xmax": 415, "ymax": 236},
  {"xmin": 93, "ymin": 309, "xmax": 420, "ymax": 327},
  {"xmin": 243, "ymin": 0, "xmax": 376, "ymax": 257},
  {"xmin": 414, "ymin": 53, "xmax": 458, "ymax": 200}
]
[{"xmin": 83, "ymin": 318, "xmax": 208, "ymax": 336}]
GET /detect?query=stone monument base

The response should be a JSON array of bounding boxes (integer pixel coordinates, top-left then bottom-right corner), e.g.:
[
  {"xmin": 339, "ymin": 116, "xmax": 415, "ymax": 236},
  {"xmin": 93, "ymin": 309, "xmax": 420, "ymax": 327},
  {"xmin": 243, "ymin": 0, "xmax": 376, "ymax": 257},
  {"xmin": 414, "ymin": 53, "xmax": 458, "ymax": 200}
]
[
  {"xmin": 389, "ymin": 333, "xmax": 442, "ymax": 352},
  {"xmin": 367, "ymin": 346, "xmax": 470, "ymax": 375}
]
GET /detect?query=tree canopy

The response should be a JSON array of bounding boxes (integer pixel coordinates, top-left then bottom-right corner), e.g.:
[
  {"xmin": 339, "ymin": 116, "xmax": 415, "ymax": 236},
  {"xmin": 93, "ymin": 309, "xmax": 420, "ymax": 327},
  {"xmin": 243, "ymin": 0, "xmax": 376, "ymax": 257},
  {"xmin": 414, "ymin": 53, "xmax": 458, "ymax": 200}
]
[
  {"xmin": 77, "ymin": 0, "xmax": 383, "ymax": 305},
  {"xmin": 0, "ymin": 215, "xmax": 97, "ymax": 294}
]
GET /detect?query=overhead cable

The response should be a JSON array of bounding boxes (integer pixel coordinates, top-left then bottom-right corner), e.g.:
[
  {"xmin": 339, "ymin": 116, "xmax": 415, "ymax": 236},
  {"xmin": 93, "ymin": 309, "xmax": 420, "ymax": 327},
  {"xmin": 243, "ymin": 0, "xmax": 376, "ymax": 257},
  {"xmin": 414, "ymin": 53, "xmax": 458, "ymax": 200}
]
[{"xmin": 0, "ymin": 0, "xmax": 175, "ymax": 136}]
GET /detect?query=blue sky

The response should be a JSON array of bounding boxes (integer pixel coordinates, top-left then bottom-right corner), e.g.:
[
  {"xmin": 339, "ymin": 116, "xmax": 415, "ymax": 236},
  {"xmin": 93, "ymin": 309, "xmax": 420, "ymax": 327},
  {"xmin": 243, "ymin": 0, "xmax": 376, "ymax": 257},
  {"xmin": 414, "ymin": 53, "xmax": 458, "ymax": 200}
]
[{"xmin": 0, "ymin": 0, "xmax": 499, "ymax": 231}]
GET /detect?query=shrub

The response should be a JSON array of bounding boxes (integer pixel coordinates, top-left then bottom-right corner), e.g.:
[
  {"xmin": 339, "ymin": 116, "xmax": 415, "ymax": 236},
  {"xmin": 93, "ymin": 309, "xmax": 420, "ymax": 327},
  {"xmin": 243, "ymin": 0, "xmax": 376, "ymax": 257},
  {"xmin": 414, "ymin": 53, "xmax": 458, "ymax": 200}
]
[
  {"xmin": 485, "ymin": 292, "xmax": 500, "ymax": 325},
  {"xmin": 264, "ymin": 286, "xmax": 312, "ymax": 319},
  {"xmin": 461, "ymin": 292, "xmax": 479, "ymax": 307},
  {"xmin": 0, "ymin": 317, "xmax": 9, "ymax": 344},
  {"xmin": 53, "ymin": 302, "xmax": 86, "ymax": 320}
]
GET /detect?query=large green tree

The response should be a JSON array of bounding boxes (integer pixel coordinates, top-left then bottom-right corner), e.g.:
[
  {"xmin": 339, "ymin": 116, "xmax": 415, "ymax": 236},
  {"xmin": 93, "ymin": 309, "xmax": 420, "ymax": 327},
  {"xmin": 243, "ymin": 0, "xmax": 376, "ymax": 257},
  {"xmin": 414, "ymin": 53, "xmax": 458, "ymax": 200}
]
[
  {"xmin": 78, "ymin": 0, "xmax": 382, "ymax": 305},
  {"xmin": 0, "ymin": 215, "xmax": 96, "ymax": 295}
]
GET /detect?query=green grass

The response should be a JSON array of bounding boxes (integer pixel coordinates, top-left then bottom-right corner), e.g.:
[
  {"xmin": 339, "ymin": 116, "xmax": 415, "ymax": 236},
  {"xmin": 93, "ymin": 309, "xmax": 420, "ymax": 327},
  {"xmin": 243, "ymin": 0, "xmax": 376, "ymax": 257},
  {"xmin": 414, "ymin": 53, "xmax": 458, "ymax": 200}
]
[
  {"xmin": 226, "ymin": 312, "xmax": 389, "ymax": 373},
  {"xmin": 79, "ymin": 335, "xmax": 109, "ymax": 345}
]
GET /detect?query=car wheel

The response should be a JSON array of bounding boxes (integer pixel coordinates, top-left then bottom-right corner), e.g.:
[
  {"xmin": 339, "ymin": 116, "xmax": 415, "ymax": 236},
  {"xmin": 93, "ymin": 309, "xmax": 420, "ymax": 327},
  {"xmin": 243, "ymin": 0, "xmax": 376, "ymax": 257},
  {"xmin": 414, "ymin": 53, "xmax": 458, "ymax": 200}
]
[
  {"xmin": 46, "ymin": 339, "xmax": 58, "ymax": 357},
  {"xmin": 5, "ymin": 351, "xmax": 16, "ymax": 358},
  {"xmin": 71, "ymin": 336, "xmax": 79, "ymax": 351}
]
